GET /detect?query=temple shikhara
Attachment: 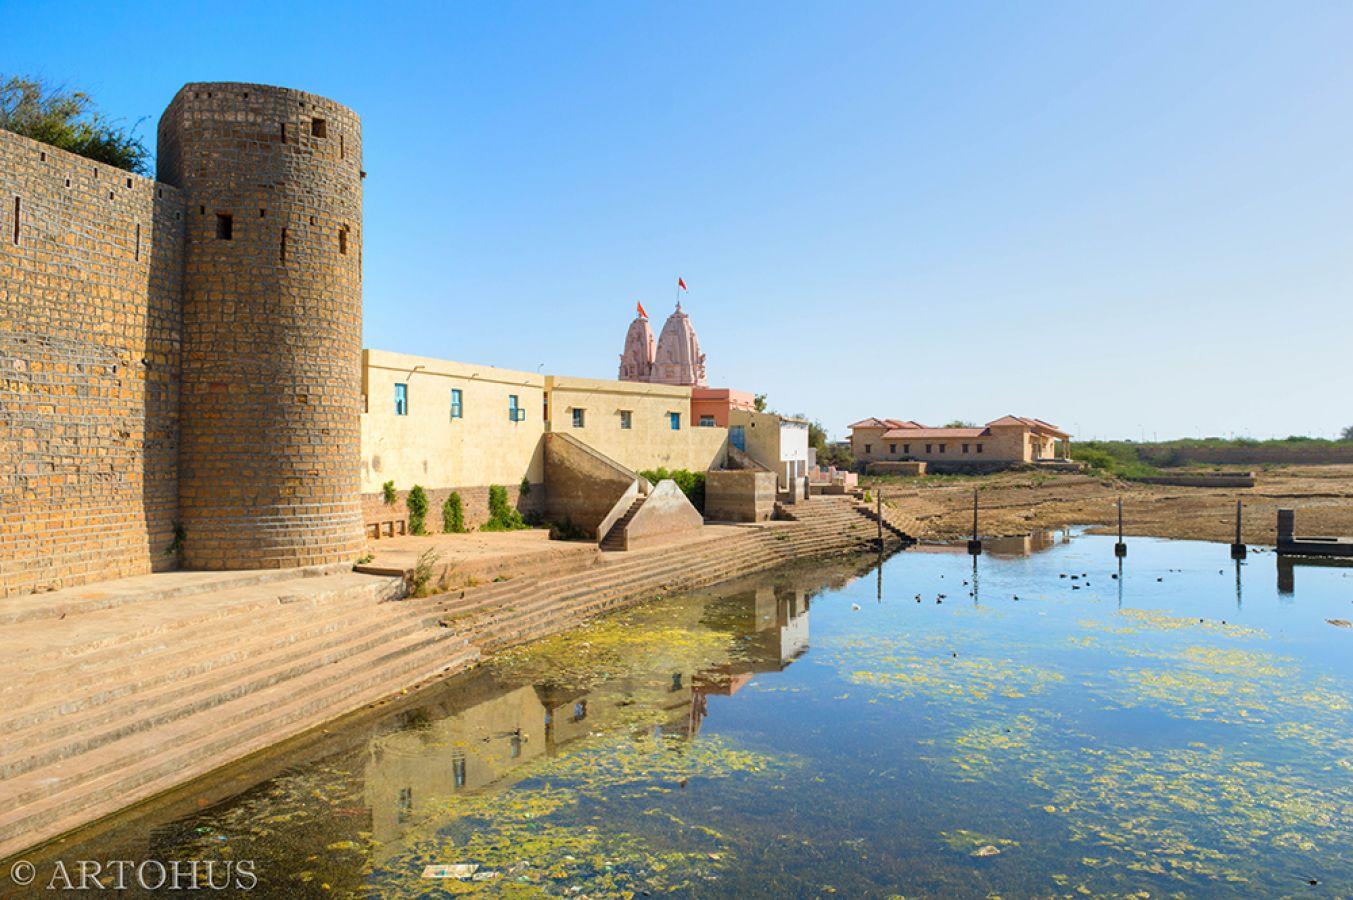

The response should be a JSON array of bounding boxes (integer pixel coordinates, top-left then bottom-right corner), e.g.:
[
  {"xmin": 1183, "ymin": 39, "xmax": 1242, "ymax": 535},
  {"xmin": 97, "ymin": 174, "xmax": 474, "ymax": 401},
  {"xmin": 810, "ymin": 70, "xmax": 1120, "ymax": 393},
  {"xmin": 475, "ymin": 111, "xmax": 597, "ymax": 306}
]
[{"xmin": 619, "ymin": 303, "xmax": 707, "ymax": 387}]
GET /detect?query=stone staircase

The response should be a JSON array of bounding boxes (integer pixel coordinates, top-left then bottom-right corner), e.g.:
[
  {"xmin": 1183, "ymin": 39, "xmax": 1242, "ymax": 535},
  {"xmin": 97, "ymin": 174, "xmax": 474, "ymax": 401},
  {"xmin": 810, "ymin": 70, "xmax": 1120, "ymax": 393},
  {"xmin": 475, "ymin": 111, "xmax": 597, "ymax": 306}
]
[
  {"xmin": 0, "ymin": 570, "xmax": 477, "ymax": 860},
  {"xmin": 599, "ymin": 496, "xmax": 646, "ymax": 551},
  {"xmin": 0, "ymin": 496, "xmax": 906, "ymax": 859}
]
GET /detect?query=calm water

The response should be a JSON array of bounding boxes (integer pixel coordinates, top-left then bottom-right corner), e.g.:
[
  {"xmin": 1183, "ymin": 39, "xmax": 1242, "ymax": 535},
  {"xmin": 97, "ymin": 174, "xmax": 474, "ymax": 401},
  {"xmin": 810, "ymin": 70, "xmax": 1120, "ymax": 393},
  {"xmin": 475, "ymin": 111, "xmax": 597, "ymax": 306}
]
[{"xmin": 32, "ymin": 533, "xmax": 1353, "ymax": 897}]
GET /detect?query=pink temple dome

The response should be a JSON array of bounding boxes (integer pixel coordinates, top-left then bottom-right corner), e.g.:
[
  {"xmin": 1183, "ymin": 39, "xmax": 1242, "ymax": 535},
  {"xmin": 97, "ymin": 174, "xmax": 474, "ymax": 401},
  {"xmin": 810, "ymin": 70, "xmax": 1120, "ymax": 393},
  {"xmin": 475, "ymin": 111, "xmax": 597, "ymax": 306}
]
[
  {"xmin": 649, "ymin": 303, "xmax": 707, "ymax": 387},
  {"xmin": 618, "ymin": 314, "xmax": 655, "ymax": 381}
]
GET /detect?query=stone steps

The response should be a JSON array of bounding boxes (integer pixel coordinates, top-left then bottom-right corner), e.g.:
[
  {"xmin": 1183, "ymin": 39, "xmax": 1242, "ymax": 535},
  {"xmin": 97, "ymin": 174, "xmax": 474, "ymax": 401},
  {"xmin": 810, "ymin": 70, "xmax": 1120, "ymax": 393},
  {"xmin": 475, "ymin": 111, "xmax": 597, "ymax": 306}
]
[
  {"xmin": 0, "ymin": 585, "xmax": 436, "ymax": 779},
  {"xmin": 0, "ymin": 500, "xmax": 893, "ymax": 860},
  {"xmin": 599, "ymin": 497, "xmax": 646, "ymax": 551},
  {"xmin": 0, "ymin": 629, "xmax": 477, "ymax": 856},
  {"xmin": 0, "ymin": 563, "xmax": 354, "ymax": 626},
  {"xmin": 0, "ymin": 574, "xmax": 401, "ymax": 706},
  {"xmin": 9, "ymin": 572, "xmax": 397, "ymax": 666}
]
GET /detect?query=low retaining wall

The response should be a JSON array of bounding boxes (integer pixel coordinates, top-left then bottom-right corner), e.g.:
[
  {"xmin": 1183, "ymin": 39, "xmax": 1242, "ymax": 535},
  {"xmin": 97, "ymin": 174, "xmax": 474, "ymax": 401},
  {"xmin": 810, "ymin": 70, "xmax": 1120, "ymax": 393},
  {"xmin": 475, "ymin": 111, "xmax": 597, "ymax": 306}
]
[
  {"xmin": 1130, "ymin": 473, "xmax": 1256, "ymax": 488},
  {"xmin": 362, "ymin": 484, "xmax": 543, "ymax": 536},
  {"xmin": 705, "ymin": 469, "xmax": 777, "ymax": 522},
  {"xmin": 867, "ymin": 461, "xmax": 927, "ymax": 476}
]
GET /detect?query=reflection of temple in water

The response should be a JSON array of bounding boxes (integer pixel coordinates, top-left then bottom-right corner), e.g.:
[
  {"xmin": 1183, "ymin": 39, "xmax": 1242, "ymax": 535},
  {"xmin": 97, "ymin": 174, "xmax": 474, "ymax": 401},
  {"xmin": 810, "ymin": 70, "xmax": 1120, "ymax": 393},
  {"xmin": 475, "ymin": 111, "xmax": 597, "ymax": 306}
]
[{"xmin": 361, "ymin": 581, "xmax": 813, "ymax": 852}]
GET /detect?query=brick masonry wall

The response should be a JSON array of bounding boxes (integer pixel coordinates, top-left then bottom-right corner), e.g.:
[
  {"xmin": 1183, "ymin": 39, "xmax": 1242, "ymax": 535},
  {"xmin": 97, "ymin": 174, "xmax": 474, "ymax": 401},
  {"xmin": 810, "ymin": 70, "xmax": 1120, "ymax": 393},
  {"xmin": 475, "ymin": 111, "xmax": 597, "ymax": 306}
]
[
  {"xmin": 0, "ymin": 129, "xmax": 185, "ymax": 597},
  {"xmin": 159, "ymin": 83, "xmax": 366, "ymax": 569},
  {"xmin": 361, "ymin": 484, "xmax": 545, "ymax": 536}
]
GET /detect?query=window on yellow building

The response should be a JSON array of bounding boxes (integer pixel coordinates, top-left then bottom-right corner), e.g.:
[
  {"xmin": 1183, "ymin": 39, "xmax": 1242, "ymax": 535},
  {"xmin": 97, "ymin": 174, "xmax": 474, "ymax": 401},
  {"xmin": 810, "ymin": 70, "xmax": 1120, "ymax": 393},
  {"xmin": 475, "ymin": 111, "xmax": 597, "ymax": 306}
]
[
  {"xmin": 939, "ymin": 444, "xmax": 946, "ymax": 453},
  {"xmin": 925, "ymin": 444, "xmax": 932, "ymax": 454},
  {"xmin": 450, "ymin": 388, "xmax": 462, "ymax": 420},
  {"xmin": 669, "ymin": 412, "xmax": 681, "ymax": 430},
  {"xmin": 394, "ymin": 383, "xmax": 408, "ymax": 416},
  {"xmin": 903, "ymin": 443, "xmax": 910, "ymax": 454},
  {"xmin": 572, "ymin": 408, "xmax": 585, "ymax": 428},
  {"xmin": 619, "ymin": 410, "xmax": 632, "ymax": 429}
]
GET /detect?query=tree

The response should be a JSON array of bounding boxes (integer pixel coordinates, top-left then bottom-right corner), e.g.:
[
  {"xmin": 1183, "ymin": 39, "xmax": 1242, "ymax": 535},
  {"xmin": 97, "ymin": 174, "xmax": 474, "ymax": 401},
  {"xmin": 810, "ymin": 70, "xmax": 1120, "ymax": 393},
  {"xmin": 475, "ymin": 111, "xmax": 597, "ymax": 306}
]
[
  {"xmin": 944, "ymin": 419, "xmax": 977, "ymax": 428},
  {"xmin": 753, "ymin": 393, "xmax": 768, "ymax": 412},
  {"xmin": 1342, "ymin": 425, "xmax": 1353, "ymax": 442},
  {"xmin": 0, "ymin": 76, "xmax": 148, "ymax": 173}
]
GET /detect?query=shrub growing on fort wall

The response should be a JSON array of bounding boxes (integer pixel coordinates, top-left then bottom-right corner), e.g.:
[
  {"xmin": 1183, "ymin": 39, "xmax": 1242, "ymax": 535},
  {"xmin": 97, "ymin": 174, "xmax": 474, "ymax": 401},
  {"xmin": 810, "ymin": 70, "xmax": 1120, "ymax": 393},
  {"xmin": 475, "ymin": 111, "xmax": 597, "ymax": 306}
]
[
  {"xmin": 407, "ymin": 485, "xmax": 429, "ymax": 535},
  {"xmin": 0, "ymin": 75, "xmax": 149, "ymax": 173},
  {"xmin": 443, "ymin": 492, "xmax": 467, "ymax": 534},
  {"xmin": 482, "ymin": 484, "xmax": 527, "ymax": 531},
  {"xmin": 382, "ymin": 481, "xmax": 397, "ymax": 505},
  {"xmin": 639, "ymin": 468, "xmax": 705, "ymax": 512}
]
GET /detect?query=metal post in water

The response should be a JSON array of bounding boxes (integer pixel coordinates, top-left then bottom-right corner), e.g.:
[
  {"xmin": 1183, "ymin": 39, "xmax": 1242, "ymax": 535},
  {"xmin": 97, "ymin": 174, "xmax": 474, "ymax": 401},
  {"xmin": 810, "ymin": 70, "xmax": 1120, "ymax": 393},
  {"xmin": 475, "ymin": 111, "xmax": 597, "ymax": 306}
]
[
  {"xmin": 967, "ymin": 488, "xmax": 982, "ymax": 555},
  {"xmin": 1230, "ymin": 499, "xmax": 1247, "ymax": 559},
  {"xmin": 1114, "ymin": 496, "xmax": 1127, "ymax": 557},
  {"xmin": 877, "ymin": 489, "xmax": 884, "ymax": 548}
]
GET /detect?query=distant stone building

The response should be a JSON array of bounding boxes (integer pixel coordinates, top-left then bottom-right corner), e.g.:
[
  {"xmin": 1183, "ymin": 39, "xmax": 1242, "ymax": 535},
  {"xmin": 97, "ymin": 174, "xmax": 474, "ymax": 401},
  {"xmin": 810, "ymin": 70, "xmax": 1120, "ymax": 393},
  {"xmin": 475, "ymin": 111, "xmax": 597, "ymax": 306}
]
[{"xmin": 849, "ymin": 416, "xmax": 1071, "ymax": 471}]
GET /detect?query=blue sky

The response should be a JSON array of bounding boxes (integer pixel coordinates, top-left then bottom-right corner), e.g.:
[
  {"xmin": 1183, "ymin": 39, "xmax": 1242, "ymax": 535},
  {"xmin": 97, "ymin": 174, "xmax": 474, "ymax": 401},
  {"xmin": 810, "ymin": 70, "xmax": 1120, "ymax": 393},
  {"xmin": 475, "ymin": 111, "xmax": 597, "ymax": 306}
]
[{"xmin": 5, "ymin": 1, "xmax": 1350, "ymax": 439}]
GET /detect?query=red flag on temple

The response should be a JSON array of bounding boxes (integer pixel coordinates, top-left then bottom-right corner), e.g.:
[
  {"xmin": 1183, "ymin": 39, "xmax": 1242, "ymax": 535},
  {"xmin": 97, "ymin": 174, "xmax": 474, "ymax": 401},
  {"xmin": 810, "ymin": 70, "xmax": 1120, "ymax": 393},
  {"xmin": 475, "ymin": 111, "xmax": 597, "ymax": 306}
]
[
  {"xmin": 636, "ymin": 301, "xmax": 648, "ymax": 318},
  {"xmin": 677, "ymin": 277, "xmax": 687, "ymax": 291}
]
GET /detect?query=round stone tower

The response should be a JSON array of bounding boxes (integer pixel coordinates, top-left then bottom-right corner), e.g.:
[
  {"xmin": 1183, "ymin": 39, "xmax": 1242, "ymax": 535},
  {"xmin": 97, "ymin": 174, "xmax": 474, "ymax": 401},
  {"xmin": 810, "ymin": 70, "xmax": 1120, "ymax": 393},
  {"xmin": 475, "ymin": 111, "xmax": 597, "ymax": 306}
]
[{"xmin": 157, "ymin": 83, "xmax": 365, "ymax": 569}]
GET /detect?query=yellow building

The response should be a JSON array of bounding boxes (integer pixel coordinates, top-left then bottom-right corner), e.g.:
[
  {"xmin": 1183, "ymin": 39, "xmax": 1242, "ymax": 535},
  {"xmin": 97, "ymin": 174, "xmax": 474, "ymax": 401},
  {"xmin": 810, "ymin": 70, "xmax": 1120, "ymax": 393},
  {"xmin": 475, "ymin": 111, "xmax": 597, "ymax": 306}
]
[
  {"xmin": 850, "ymin": 415, "xmax": 1071, "ymax": 470},
  {"xmin": 360, "ymin": 350, "xmax": 546, "ymax": 497},
  {"xmin": 359, "ymin": 350, "xmax": 730, "ymax": 531},
  {"xmin": 544, "ymin": 374, "xmax": 728, "ymax": 474}
]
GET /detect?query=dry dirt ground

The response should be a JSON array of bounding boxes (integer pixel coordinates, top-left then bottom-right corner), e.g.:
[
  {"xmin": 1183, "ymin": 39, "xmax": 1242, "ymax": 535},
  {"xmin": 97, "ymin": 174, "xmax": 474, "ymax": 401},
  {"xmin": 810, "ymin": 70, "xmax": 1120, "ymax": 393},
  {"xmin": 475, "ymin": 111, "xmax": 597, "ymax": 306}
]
[{"xmin": 866, "ymin": 465, "xmax": 1353, "ymax": 545}]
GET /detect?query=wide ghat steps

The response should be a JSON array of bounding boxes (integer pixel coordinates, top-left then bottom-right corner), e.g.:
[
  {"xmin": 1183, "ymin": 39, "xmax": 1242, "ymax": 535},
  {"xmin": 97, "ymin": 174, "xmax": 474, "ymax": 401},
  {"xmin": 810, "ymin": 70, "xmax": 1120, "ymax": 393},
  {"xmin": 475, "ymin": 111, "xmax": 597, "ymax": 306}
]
[
  {"xmin": 0, "ymin": 568, "xmax": 486, "ymax": 860},
  {"xmin": 1, "ymin": 499, "xmax": 893, "ymax": 860}
]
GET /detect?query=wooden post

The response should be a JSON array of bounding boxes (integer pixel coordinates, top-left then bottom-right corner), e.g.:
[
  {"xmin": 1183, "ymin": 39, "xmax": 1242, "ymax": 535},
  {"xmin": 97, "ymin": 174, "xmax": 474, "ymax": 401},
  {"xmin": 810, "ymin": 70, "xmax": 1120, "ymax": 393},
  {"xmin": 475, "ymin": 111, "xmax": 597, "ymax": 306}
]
[
  {"xmin": 1230, "ymin": 499, "xmax": 1247, "ymax": 559},
  {"xmin": 967, "ymin": 488, "xmax": 982, "ymax": 555},
  {"xmin": 1114, "ymin": 496, "xmax": 1127, "ymax": 557}
]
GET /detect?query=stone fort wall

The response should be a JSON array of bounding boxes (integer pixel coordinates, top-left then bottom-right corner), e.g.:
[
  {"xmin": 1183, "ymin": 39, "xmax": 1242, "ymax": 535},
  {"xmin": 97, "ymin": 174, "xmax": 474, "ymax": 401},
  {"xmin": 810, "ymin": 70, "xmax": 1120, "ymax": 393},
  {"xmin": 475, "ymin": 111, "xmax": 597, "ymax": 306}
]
[
  {"xmin": 1, "ymin": 82, "xmax": 367, "ymax": 597},
  {"xmin": 0, "ymin": 129, "xmax": 185, "ymax": 596}
]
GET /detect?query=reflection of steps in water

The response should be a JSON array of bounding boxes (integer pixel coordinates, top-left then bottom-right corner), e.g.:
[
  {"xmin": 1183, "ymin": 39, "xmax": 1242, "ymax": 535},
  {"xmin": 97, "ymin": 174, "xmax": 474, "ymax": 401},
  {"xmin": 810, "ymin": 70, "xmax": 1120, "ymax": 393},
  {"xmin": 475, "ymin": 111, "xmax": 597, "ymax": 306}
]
[{"xmin": 361, "ymin": 573, "xmax": 818, "ymax": 855}]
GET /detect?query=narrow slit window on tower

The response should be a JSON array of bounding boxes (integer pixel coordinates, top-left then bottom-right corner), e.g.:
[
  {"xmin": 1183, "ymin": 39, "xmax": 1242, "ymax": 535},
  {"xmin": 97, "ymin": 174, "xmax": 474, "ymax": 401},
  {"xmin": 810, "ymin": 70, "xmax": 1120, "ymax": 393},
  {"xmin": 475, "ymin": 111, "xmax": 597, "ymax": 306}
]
[
  {"xmin": 134, "ymin": 223, "xmax": 141, "ymax": 261},
  {"xmin": 338, "ymin": 225, "xmax": 348, "ymax": 255},
  {"xmin": 215, "ymin": 213, "xmax": 233, "ymax": 240},
  {"xmin": 311, "ymin": 117, "xmax": 327, "ymax": 138},
  {"xmin": 280, "ymin": 227, "xmax": 288, "ymax": 263},
  {"xmin": 126, "ymin": 177, "xmax": 132, "ymax": 188},
  {"xmin": 259, "ymin": 208, "xmax": 266, "ymax": 217},
  {"xmin": 339, "ymin": 135, "xmax": 345, "ymax": 158},
  {"xmin": 279, "ymin": 122, "xmax": 287, "ymax": 143},
  {"xmin": 12, "ymin": 196, "xmax": 19, "ymax": 245}
]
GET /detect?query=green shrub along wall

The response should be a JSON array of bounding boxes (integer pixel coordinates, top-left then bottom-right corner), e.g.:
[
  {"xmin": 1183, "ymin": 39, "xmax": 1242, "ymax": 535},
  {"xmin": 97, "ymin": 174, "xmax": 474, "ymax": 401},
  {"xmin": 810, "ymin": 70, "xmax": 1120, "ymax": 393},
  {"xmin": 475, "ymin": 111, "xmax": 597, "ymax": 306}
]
[{"xmin": 639, "ymin": 468, "xmax": 705, "ymax": 512}]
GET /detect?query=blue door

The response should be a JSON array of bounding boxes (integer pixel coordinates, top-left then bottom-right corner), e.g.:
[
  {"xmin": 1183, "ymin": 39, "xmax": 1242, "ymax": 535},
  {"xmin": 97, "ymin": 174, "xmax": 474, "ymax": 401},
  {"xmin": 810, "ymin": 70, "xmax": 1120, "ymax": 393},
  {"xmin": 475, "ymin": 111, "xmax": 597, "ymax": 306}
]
[{"xmin": 730, "ymin": 425, "xmax": 745, "ymax": 451}]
